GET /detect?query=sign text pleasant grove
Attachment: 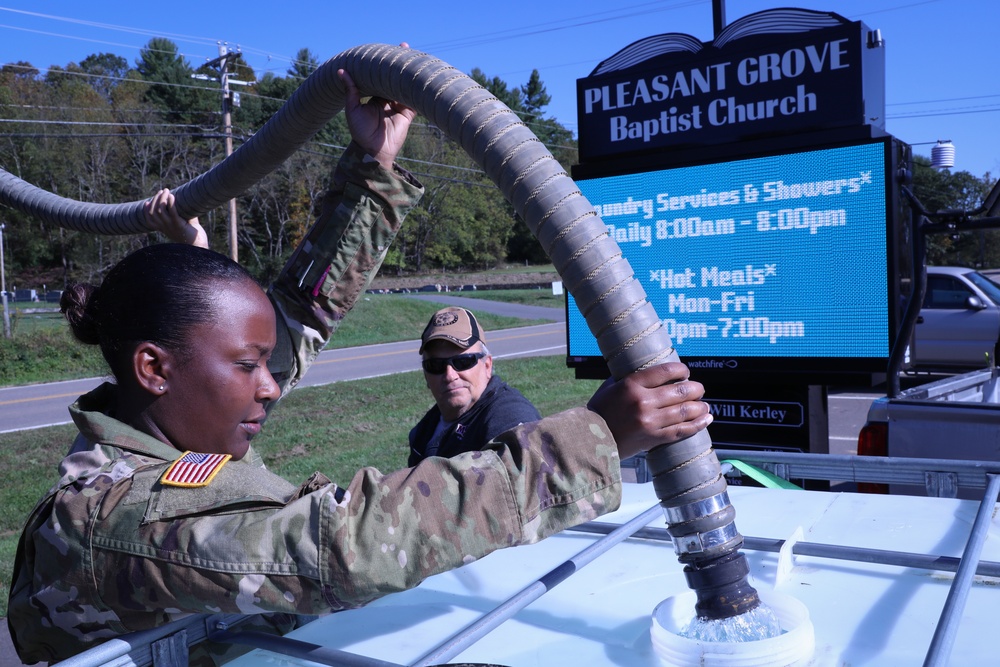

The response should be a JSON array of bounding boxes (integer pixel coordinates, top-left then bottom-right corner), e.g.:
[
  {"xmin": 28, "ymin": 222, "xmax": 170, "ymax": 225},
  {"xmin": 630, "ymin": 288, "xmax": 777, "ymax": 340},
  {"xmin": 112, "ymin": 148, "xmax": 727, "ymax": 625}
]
[{"xmin": 576, "ymin": 20, "xmax": 883, "ymax": 160}]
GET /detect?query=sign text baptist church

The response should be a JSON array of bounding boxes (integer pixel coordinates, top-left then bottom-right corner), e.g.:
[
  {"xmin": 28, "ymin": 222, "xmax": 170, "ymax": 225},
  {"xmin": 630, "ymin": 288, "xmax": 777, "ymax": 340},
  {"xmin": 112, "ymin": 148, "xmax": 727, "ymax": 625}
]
[
  {"xmin": 587, "ymin": 41, "xmax": 844, "ymax": 139},
  {"xmin": 576, "ymin": 9, "xmax": 885, "ymax": 161}
]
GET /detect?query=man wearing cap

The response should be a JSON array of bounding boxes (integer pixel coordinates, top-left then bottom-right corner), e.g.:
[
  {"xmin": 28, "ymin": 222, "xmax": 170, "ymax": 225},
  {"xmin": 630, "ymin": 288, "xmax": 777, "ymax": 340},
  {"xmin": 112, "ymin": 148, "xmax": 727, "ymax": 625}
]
[{"xmin": 409, "ymin": 306, "xmax": 541, "ymax": 465}]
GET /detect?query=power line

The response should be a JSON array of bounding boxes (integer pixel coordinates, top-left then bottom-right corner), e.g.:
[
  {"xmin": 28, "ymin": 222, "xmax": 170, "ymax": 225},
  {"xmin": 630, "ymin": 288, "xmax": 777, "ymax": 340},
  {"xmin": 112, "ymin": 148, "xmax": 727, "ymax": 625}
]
[
  {"xmin": 1, "ymin": 62, "xmax": 225, "ymax": 95},
  {"xmin": 5, "ymin": 5, "xmax": 996, "ymax": 132},
  {"xmin": 8, "ymin": 34, "xmax": 996, "ymax": 137},
  {"xmin": 0, "ymin": 102, "xmax": 222, "ymax": 116},
  {"xmin": 851, "ymin": 0, "xmax": 946, "ymax": 19},
  {"xmin": 8, "ymin": 69, "xmax": 995, "ymax": 157},
  {"xmin": 15, "ymin": 4, "xmax": 992, "ymax": 167},
  {"xmin": 889, "ymin": 93, "xmax": 1000, "ymax": 107},
  {"xmin": 0, "ymin": 132, "xmax": 225, "ymax": 139},
  {"xmin": 0, "ymin": 130, "xmax": 502, "ymax": 190},
  {"xmin": 0, "ymin": 118, "xmax": 205, "ymax": 129},
  {"xmin": 0, "ymin": 6, "xmax": 218, "ymax": 44},
  {"xmin": 0, "ymin": 0, "xmax": 978, "ymax": 110},
  {"xmin": 0, "ymin": 23, "xmax": 215, "ymax": 66},
  {"xmin": 8, "ymin": 54, "xmax": 996, "ymax": 156},
  {"xmin": 0, "ymin": 3, "xmax": 708, "ymax": 82},
  {"xmin": 419, "ymin": 0, "xmax": 706, "ymax": 53},
  {"xmin": 0, "ymin": 111, "xmax": 577, "ymax": 155},
  {"xmin": 0, "ymin": 6, "xmax": 299, "ymax": 70},
  {"xmin": 0, "ymin": 127, "xmax": 512, "ymax": 180},
  {"xmin": 888, "ymin": 106, "xmax": 1000, "ymax": 120}
]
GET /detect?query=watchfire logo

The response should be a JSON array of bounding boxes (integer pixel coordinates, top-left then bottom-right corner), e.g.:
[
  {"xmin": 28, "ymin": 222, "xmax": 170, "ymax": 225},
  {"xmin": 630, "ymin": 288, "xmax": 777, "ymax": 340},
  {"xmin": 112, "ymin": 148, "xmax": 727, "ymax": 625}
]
[{"xmin": 688, "ymin": 359, "xmax": 739, "ymax": 369}]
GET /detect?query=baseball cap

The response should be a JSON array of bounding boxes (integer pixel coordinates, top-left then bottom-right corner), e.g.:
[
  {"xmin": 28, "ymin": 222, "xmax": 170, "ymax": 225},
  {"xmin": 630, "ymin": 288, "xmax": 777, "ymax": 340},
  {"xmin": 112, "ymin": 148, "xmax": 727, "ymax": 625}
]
[{"xmin": 419, "ymin": 307, "xmax": 485, "ymax": 354}]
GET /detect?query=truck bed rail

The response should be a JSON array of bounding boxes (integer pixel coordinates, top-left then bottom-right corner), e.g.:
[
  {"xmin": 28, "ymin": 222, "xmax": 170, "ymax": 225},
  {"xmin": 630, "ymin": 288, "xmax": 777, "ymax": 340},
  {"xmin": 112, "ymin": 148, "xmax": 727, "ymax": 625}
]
[{"xmin": 714, "ymin": 447, "xmax": 1000, "ymax": 492}]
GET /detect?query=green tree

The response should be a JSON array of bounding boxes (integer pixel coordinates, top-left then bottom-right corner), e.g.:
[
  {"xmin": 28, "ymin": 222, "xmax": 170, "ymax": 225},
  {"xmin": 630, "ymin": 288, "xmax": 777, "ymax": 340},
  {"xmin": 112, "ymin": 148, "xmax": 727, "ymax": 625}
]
[
  {"xmin": 251, "ymin": 48, "xmax": 348, "ymax": 152},
  {"xmin": 135, "ymin": 38, "xmax": 203, "ymax": 123},
  {"xmin": 0, "ymin": 45, "xmax": 583, "ymax": 288},
  {"xmin": 911, "ymin": 155, "xmax": 995, "ymax": 267},
  {"xmin": 470, "ymin": 67, "xmax": 523, "ymax": 113},
  {"xmin": 520, "ymin": 70, "xmax": 550, "ymax": 122},
  {"xmin": 0, "ymin": 62, "xmax": 52, "ymax": 279},
  {"xmin": 78, "ymin": 53, "xmax": 129, "ymax": 103},
  {"xmin": 288, "ymin": 47, "xmax": 320, "ymax": 81}
]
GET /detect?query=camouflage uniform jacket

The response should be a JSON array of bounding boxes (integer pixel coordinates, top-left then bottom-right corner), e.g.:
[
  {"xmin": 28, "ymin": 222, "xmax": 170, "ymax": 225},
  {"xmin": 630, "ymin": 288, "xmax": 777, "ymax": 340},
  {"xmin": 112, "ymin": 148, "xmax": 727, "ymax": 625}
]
[
  {"xmin": 9, "ymin": 398, "xmax": 622, "ymax": 664},
  {"xmin": 266, "ymin": 141, "xmax": 423, "ymax": 399},
  {"xmin": 7, "ymin": 145, "xmax": 624, "ymax": 664}
]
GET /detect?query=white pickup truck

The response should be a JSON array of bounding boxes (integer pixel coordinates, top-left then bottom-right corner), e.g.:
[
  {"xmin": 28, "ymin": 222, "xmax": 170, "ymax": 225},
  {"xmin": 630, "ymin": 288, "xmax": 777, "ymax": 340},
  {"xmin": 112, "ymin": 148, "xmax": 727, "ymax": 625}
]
[
  {"xmin": 858, "ymin": 179, "xmax": 1000, "ymax": 498},
  {"xmin": 858, "ymin": 368, "xmax": 1000, "ymax": 498}
]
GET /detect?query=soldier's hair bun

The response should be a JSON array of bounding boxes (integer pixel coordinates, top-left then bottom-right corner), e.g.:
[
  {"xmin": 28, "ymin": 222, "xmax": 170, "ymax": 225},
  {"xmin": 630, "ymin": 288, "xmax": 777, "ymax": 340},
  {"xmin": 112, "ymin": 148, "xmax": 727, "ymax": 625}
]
[
  {"xmin": 60, "ymin": 283, "xmax": 101, "ymax": 345},
  {"xmin": 59, "ymin": 244, "xmax": 259, "ymax": 381}
]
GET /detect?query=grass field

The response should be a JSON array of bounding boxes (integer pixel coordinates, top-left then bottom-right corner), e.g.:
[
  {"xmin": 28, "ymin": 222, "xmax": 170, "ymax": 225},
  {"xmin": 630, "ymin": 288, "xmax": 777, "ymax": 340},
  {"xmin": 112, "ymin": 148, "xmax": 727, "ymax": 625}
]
[
  {"xmin": 451, "ymin": 288, "xmax": 565, "ymax": 308},
  {"xmin": 0, "ymin": 289, "xmax": 563, "ymax": 388}
]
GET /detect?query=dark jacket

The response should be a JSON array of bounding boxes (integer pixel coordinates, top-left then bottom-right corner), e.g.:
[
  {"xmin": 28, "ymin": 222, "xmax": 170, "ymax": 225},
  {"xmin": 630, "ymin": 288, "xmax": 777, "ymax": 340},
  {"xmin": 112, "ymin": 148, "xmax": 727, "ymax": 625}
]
[{"xmin": 408, "ymin": 374, "xmax": 541, "ymax": 466}]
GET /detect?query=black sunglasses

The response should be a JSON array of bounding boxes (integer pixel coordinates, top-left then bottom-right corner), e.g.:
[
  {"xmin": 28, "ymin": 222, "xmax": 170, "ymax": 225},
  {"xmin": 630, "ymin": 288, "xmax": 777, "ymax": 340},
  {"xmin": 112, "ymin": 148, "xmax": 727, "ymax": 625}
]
[{"xmin": 422, "ymin": 352, "xmax": 486, "ymax": 375}]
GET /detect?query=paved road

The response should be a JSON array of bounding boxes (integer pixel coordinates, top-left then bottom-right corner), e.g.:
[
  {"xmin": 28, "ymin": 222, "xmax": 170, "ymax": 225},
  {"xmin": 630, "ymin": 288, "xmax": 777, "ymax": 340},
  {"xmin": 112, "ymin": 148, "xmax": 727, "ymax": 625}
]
[
  {"xmin": 401, "ymin": 293, "xmax": 566, "ymax": 322},
  {"xmin": 0, "ymin": 298, "xmax": 565, "ymax": 435},
  {"xmin": 0, "ymin": 295, "xmax": 882, "ymax": 450}
]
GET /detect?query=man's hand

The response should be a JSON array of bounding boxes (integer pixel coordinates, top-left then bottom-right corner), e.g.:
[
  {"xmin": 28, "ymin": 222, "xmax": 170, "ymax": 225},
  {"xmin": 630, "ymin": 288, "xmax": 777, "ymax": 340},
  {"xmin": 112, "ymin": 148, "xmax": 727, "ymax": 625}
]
[
  {"xmin": 587, "ymin": 362, "xmax": 713, "ymax": 460},
  {"xmin": 339, "ymin": 43, "xmax": 417, "ymax": 170},
  {"xmin": 143, "ymin": 189, "xmax": 208, "ymax": 248}
]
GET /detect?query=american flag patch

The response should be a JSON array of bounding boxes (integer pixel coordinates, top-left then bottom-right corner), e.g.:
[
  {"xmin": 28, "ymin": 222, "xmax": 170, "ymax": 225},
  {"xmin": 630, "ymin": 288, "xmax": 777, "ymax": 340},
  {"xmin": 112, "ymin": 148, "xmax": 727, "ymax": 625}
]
[{"xmin": 161, "ymin": 451, "xmax": 231, "ymax": 487}]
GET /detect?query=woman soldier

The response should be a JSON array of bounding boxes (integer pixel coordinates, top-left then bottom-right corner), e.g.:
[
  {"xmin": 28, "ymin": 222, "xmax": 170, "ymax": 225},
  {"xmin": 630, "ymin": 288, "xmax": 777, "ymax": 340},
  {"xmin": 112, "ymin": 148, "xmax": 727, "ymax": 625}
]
[{"xmin": 7, "ymin": 69, "xmax": 712, "ymax": 664}]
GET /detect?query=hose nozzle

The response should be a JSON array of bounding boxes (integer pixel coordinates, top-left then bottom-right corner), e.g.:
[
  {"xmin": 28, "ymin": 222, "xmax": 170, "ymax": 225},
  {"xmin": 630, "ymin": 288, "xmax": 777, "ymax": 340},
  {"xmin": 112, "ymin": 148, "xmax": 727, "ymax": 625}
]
[{"xmin": 683, "ymin": 551, "xmax": 761, "ymax": 620}]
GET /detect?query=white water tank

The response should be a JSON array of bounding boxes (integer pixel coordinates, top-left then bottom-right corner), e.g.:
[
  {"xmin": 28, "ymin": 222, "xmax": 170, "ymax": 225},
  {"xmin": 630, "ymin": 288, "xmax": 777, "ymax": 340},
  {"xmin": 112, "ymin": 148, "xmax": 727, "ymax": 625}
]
[{"xmin": 931, "ymin": 140, "xmax": 955, "ymax": 169}]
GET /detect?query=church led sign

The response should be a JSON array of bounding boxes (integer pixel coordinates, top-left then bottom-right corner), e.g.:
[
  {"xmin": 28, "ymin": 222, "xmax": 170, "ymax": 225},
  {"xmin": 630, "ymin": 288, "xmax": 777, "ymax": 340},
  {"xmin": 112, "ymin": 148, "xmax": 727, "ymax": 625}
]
[{"xmin": 576, "ymin": 8, "xmax": 886, "ymax": 161}]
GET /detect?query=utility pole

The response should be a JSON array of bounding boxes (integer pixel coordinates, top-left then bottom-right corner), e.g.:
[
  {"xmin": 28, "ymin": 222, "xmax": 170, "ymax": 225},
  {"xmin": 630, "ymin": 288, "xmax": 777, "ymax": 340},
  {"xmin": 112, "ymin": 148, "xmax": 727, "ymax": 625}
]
[
  {"xmin": 194, "ymin": 42, "xmax": 249, "ymax": 261},
  {"xmin": 713, "ymin": 0, "xmax": 727, "ymax": 39},
  {"xmin": 1, "ymin": 222, "xmax": 11, "ymax": 339}
]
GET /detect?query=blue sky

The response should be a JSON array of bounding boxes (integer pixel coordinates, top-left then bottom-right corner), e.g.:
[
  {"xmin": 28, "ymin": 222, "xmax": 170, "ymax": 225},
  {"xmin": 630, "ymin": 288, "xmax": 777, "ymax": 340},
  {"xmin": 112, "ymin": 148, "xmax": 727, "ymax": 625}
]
[{"xmin": 1, "ymin": 1, "xmax": 997, "ymax": 181}]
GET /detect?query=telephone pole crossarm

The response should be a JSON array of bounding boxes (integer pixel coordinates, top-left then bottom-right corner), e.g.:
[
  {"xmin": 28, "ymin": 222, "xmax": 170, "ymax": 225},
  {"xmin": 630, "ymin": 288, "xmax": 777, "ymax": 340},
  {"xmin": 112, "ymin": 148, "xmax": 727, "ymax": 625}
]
[{"xmin": 194, "ymin": 43, "xmax": 248, "ymax": 262}]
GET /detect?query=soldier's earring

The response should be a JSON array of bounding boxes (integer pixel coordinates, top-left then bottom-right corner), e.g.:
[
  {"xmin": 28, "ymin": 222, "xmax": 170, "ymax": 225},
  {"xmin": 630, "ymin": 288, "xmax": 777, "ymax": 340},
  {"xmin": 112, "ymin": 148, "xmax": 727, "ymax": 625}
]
[{"xmin": 158, "ymin": 385, "xmax": 165, "ymax": 392}]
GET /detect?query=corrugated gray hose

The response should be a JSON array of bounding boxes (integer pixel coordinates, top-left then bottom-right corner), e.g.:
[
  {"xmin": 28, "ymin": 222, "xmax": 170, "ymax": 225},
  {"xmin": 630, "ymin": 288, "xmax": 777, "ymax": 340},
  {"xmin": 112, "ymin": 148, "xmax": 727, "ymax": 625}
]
[{"xmin": 0, "ymin": 43, "xmax": 758, "ymax": 620}]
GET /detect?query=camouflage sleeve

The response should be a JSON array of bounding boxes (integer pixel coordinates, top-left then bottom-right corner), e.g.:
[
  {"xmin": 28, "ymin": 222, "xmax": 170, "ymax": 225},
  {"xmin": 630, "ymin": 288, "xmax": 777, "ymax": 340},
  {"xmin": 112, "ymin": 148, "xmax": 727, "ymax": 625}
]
[
  {"xmin": 322, "ymin": 407, "xmax": 622, "ymax": 605},
  {"xmin": 8, "ymin": 408, "xmax": 620, "ymax": 661},
  {"xmin": 266, "ymin": 141, "xmax": 423, "ymax": 395},
  {"xmin": 86, "ymin": 409, "xmax": 618, "ymax": 618}
]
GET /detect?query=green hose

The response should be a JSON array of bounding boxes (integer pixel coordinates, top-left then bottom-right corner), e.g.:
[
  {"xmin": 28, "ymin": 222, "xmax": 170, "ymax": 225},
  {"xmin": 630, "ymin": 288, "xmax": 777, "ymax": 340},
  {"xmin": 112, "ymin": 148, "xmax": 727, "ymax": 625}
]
[{"xmin": 722, "ymin": 460, "xmax": 802, "ymax": 490}]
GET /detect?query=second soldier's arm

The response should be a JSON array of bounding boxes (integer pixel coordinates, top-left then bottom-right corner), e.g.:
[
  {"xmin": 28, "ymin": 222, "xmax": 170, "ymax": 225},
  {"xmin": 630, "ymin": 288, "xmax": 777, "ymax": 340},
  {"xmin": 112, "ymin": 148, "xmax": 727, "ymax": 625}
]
[
  {"xmin": 140, "ymin": 69, "xmax": 422, "ymax": 401},
  {"xmin": 266, "ymin": 68, "xmax": 423, "ymax": 396}
]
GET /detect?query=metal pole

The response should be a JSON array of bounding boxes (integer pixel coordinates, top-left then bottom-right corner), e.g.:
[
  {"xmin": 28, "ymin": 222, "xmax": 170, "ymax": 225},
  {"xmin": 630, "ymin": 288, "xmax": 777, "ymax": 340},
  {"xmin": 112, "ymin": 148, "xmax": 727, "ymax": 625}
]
[
  {"xmin": 570, "ymin": 523, "xmax": 1000, "ymax": 577},
  {"xmin": 923, "ymin": 473, "xmax": 1000, "ymax": 666},
  {"xmin": 0, "ymin": 222, "xmax": 11, "ymax": 339},
  {"xmin": 219, "ymin": 44, "xmax": 238, "ymax": 262},
  {"xmin": 411, "ymin": 504, "xmax": 663, "ymax": 666},
  {"xmin": 207, "ymin": 630, "xmax": 405, "ymax": 667},
  {"xmin": 713, "ymin": 0, "xmax": 727, "ymax": 39}
]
